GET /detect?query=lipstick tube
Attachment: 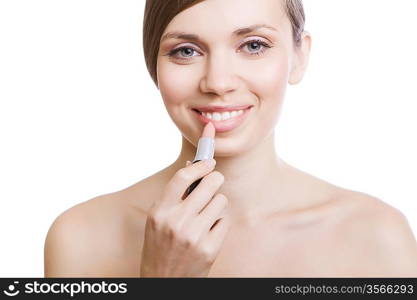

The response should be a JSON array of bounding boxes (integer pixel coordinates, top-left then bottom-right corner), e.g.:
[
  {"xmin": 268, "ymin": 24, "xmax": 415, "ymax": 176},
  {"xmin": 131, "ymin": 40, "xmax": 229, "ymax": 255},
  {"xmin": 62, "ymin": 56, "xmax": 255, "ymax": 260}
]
[{"xmin": 184, "ymin": 136, "xmax": 215, "ymax": 197}]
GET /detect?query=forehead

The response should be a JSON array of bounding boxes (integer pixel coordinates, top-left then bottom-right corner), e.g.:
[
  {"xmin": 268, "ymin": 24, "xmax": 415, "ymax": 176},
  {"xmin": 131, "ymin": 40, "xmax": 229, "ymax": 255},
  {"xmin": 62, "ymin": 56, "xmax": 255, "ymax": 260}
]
[{"xmin": 161, "ymin": 0, "xmax": 290, "ymax": 43}]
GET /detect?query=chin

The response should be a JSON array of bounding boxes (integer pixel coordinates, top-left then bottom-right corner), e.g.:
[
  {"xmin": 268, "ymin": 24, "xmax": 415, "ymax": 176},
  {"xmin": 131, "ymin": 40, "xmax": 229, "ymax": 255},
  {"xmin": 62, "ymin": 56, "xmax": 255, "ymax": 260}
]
[{"xmin": 211, "ymin": 135, "xmax": 256, "ymax": 157}]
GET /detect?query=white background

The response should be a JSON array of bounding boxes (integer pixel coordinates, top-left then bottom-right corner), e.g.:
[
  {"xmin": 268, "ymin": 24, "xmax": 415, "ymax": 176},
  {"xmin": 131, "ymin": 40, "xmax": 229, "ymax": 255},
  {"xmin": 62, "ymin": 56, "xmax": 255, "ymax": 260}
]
[{"xmin": 0, "ymin": 0, "xmax": 416, "ymax": 276}]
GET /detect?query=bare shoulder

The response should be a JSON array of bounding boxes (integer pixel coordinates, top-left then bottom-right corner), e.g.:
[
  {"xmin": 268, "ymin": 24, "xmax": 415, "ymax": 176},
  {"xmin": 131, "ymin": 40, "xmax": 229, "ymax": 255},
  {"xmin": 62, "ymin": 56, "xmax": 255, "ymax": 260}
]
[
  {"xmin": 333, "ymin": 190, "xmax": 417, "ymax": 276},
  {"xmin": 44, "ymin": 192, "xmax": 142, "ymax": 277}
]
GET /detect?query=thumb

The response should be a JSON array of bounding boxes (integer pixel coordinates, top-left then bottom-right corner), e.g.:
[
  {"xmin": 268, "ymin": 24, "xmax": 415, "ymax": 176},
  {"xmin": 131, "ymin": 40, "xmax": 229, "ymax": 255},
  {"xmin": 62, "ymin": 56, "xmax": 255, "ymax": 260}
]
[{"xmin": 185, "ymin": 160, "xmax": 192, "ymax": 167}]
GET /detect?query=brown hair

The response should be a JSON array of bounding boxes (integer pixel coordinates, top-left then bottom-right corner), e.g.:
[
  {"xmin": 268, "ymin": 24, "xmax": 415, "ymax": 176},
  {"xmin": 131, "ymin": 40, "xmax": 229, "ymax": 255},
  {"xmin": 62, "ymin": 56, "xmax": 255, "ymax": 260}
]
[{"xmin": 143, "ymin": 0, "xmax": 305, "ymax": 87}]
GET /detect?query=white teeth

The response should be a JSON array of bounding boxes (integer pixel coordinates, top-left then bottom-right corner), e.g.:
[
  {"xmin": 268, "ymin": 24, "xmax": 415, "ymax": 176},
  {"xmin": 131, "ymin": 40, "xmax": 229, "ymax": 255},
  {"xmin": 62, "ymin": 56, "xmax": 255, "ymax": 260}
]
[
  {"xmin": 202, "ymin": 109, "xmax": 245, "ymax": 121},
  {"xmin": 212, "ymin": 112, "xmax": 222, "ymax": 121}
]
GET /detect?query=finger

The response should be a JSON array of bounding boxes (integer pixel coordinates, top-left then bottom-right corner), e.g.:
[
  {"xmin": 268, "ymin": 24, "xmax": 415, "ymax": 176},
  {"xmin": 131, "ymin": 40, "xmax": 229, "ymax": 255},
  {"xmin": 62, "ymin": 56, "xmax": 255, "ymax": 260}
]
[
  {"xmin": 194, "ymin": 193, "xmax": 228, "ymax": 233},
  {"xmin": 201, "ymin": 214, "xmax": 231, "ymax": 255},
  {"xmin": 181, "ymin": 171, "xmax": 224, "ymax": 214},
  {"xmin": 163, "ymin": 159, "xmax": 216, "ymax": 205}
]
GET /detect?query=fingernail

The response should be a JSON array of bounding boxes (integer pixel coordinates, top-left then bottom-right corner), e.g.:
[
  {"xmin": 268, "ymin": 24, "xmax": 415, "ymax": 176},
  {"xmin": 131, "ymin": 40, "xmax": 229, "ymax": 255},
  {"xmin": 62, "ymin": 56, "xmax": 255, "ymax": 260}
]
[{"xmin": 185, "ymin": 160, "xmax": 191, "ymax": 166}]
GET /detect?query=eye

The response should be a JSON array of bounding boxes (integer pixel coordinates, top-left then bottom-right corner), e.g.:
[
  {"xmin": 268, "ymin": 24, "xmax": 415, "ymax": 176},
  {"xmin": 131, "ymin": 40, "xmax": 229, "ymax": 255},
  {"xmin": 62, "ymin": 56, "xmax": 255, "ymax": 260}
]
[
  {"xmin": 239, "ymin": 39, "xmax": 272, "ymax": 56},
  {"xmin": 165, "ymin": 38, "xmax": 273, "ymax": 61},
  {"xmin": 166, "ymin": 46, "xmax": 199, "ymax": 60}
]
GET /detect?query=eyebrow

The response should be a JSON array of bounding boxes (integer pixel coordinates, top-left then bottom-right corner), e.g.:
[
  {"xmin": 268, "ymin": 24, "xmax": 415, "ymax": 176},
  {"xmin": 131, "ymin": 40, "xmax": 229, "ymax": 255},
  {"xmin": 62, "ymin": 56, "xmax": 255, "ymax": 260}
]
[{"xmin": 160, "ymin": 23, "xmax": 277, "ymax": 42}]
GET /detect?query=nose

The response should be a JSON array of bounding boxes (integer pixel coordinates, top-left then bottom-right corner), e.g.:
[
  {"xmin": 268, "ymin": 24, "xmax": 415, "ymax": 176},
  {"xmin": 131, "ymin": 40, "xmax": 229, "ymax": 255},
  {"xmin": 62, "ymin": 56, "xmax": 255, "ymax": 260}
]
[{"xmin": 199, "ymin": 52, "xmax": 239, "ymax": 96}]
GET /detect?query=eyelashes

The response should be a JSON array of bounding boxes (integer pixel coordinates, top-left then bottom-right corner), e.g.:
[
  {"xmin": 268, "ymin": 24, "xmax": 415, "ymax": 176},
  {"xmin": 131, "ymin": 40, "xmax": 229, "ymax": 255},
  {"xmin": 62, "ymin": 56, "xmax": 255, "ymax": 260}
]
[{"xmin": 165, "ymin": 39, "xmax": 273, "ymax": 61}]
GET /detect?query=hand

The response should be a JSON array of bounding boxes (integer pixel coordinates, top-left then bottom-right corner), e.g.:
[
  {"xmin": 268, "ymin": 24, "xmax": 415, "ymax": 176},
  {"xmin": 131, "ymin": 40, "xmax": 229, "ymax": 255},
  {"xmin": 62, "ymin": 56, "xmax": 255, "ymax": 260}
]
[{"xmin": 140, "ymin": 158, "xmax": 230, "ymax": 277}]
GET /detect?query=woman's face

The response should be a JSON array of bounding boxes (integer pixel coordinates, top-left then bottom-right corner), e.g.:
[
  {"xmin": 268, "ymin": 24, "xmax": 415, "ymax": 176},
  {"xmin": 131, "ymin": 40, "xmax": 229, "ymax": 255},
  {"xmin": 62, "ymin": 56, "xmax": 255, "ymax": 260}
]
[{"xmin": 157, "ymin": 0, "xmax": 306, "ymax": 156}]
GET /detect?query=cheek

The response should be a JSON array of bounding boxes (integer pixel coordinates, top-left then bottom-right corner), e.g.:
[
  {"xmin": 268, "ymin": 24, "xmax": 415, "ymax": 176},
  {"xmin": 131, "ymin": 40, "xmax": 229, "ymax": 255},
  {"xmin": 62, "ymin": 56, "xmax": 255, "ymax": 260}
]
[
  {"xmin": 157, "ymin": 60, "xmax": 201, "ymax": 142},
  {"xmin": 157, "ymin": 61, "xmax": 197, "ymax": 107},
  {"xmin": 254, "ymin": 55, "xmax": 289, "ymax": 101},
  {"xmin": 250, "ymin": 56, "xmax": 289, "ymax": 127}
]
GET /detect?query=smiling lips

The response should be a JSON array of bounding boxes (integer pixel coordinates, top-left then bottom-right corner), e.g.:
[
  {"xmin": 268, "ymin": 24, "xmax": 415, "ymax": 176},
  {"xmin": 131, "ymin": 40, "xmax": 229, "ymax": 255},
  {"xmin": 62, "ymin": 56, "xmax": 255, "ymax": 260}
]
[
  {"xmin": 194, "ymin": 104, "xmax": 252, "ymax": 113},
  {"xmin": 192, "ymin": 105, "xmax": 253, "ymax": 133}
]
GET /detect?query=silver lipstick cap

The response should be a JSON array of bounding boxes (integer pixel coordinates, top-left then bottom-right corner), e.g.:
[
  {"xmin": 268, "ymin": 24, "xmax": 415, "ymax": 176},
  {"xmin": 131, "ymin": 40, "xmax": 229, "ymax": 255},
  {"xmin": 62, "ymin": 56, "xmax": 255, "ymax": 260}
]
[{"xmin": 193, "ymin": 137, "xmax": 215, "ymax": 162}]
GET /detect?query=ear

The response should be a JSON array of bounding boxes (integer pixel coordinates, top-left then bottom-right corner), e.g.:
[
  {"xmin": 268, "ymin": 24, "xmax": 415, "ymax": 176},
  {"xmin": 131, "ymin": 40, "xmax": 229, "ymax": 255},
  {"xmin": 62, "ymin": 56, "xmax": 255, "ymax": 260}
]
[{"xmin": 288, "ymin": 31, "xmax": 312, "ymax": 85}]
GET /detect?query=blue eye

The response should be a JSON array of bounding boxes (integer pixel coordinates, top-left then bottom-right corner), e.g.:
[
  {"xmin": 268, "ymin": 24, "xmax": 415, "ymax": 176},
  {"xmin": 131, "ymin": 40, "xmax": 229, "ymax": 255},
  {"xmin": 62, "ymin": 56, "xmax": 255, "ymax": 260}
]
[
  {"xmin": 242, "ymin": 40, "xmax": 271, "ymax": 56},
  {"xmin": 166, "ymin": 39, "xmax": 272, "ymax": 61},
  {"xmin": 169, "ymin": 47, "xmax": 198, "ymax": 59}
]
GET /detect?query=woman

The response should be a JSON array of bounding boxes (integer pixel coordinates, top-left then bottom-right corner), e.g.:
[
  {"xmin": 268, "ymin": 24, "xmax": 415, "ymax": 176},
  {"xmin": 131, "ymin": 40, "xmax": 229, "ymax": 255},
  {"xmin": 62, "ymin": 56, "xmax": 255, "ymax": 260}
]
[{"xmin": 44, "ymin": 0, "xmax": 417, "ymax": 277}]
